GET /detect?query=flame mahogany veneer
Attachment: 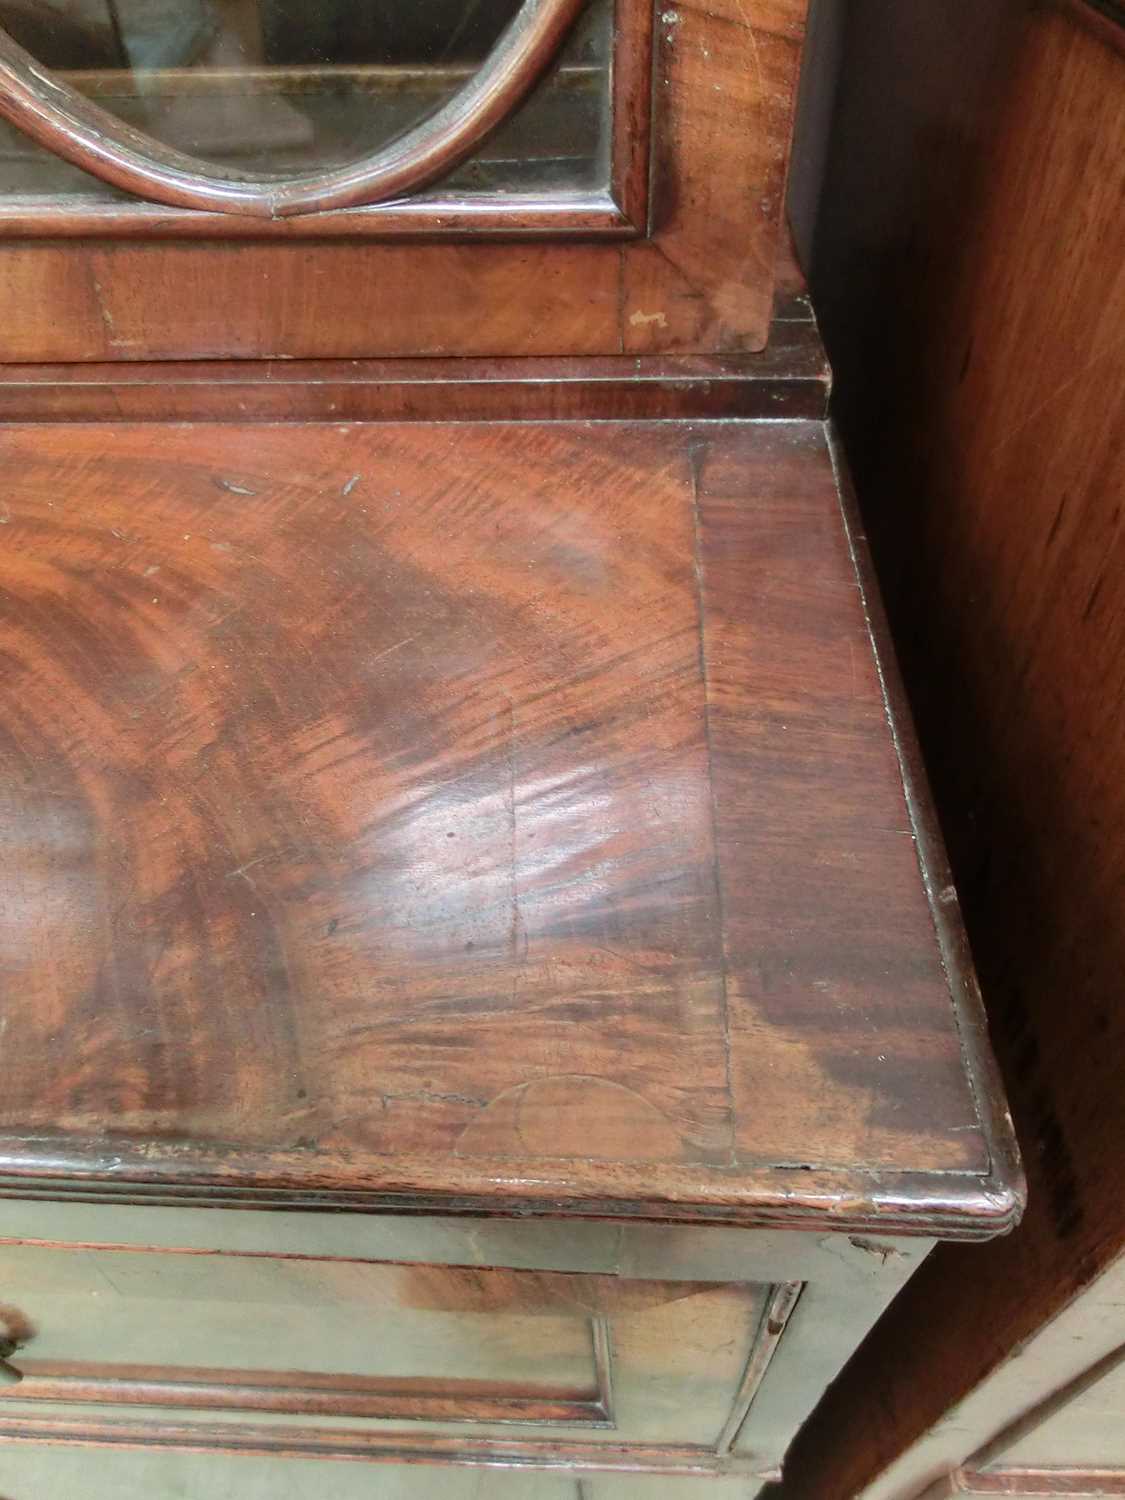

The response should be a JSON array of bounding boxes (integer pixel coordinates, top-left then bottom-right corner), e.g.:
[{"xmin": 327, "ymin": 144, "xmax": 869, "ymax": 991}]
[
  {"xmin": 0, "ymin": 412, "xmax": 1021, "ymax": 1496},
  {"xmin": 0, "ymin": 419, "xmax": 1016, "ymax": 1228}
]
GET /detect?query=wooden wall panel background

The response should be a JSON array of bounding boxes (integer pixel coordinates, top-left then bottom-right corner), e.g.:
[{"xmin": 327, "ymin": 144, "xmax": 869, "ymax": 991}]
[{"xmin": 772, "ymin": 2, "xmax": 1125, "ymax": 1495}]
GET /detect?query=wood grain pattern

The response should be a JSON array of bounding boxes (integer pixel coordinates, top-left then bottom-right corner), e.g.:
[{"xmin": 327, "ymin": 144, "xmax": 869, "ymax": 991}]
[
  {"xmin": 0, "ymin": 242, "xmax": 626, "ymax": 361},
  {"xmin": 621, "ymin": 0, "xmax": 805, "ymax": 353},
  {"xmin": 0, "ymin": 333, "xmax": 830, "ymax": 426},
  {"xmin": 0, "ymin": 229, "xmax": 824, "ymax": 422},
  {"xmin": 774, "ymin": 1, "xmax": 1125, "ymax": 1494},
  {"xmin": 0, "ymin": 418, "xmax": 1017, "ymax": 1234},
  {"xmin": 696, "ymin": 433, "xmax": 991, "ymax": 1176},
  {"xmin": 0, "ymin": 1364, "xmax": 612, "ymax": 1426},
  {"xmin": 0, "ymin": 0, "xmax": 811, "ymax": 357}
]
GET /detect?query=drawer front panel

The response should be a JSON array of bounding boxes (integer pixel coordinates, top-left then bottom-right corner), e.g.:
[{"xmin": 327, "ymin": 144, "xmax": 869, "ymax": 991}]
[
  {"xmin": 0, "ymin": 1246, "xmax": 795, "ymax": 1452},
  {"xmin": 0, "ymin": 1443, "xmax": 763, "ymax": 1500},
  {"xmin": 0, "ymin": 1443, "xmax": 578, "ymax": 1500}
]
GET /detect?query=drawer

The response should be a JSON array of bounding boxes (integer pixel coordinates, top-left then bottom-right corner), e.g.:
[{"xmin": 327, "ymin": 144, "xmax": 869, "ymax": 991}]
[
  {"xmin": 0, "ymin": 1444, "xmax": 760, "ymax": 1500},
  {"xmin": 0, "ymin": 1246, "xmax": 796, "ymax": 1457}
]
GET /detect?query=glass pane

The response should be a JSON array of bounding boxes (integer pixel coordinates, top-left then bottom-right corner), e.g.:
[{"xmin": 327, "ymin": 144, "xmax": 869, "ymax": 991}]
[{"xmin": 0, "ymin": 0, "xmax": 613, "ymax": 201}]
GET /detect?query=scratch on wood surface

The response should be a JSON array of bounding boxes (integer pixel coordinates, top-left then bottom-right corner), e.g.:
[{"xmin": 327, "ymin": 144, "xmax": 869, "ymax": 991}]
[
  {"xmin": 730, "ymin": 0, "xmax": 765, "ymax": 96},
  {"xmin": 616, "ymin": 246, "xmax": 627, "ymax": 355},
  {"xmin": 367, "ymin": 636, "xmax": 415, "ymax": 668},
  {"xmin": 223, "ymin": 851, "xmax": 288, "ymax": 894},
  {"xmin": 384, "ymin": 1089, "xmax": 489, "ymax": 1110},
  {"xmin": 988, "ymin": 336, "xmax": 1125, "ymax": 460},
  {"xmin": 505, "ymin": 697, "xmax": 529, "ymax": 997},
  {"xmin": 88, "ymin": 268, "xmax": 120, "ymax": 350}
]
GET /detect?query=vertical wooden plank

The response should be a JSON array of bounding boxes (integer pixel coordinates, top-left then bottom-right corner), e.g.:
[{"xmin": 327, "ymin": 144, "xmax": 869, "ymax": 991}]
[{"xmin": 777, "ymin": 4, "xmax": 1125, "ymax": 1494}]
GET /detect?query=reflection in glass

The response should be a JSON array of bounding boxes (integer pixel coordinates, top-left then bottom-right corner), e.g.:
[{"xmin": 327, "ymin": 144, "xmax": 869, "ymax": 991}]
[{"xmin": 0, "ymin": 0, "xmax": 613, "ymax": 204}]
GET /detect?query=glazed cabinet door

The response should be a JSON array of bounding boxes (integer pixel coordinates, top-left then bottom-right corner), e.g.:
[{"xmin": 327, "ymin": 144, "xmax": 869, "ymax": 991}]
[
  {"xmin": 0, "ymin": 0, "xmax": 635, "ymax": 229},
  {"xmin": 0, "ymin": 0, "xmax": 812, "ymax": 358}
]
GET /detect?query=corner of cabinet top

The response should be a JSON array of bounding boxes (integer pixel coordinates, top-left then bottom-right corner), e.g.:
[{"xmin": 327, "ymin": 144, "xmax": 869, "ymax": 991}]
[{"xmin": 0, "ymin": 415, "xmax": 1023, "ymax": 1240}]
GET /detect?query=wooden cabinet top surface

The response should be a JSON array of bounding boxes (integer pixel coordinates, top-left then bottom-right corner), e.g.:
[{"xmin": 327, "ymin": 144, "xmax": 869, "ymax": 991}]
[{"xmin": 0, "ymin": 417, "xmax": 1021, "ymax": 1236}]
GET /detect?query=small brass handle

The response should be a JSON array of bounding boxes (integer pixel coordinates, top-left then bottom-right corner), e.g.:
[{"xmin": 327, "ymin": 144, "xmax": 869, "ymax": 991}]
[{"xmin": 0, "ymin": 1338, "xmax": 23, "ymax": 1385}]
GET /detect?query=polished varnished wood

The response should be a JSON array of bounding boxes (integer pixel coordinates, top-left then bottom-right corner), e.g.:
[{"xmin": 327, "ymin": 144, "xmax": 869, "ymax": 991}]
[
  {"xmin": 0, "ymin": 9, "xmax": 1023, "ymax": 1494},
  {"xmin": 0, "ymin": 0, "xmax": 809, "ymax": 357},
  {"xmin": 0, "ymin": 322, "xmax": 829, "ymax": 425},
  {"xmin": 0, "ymin": 419, "xmax": 1016, "ymax": 1232},
  {"xmin": 775, "ymin": 1, "xmax": 1125, "ymax": 1495},
  {"xmin": 0, "ymin": 395, "xmax": 1019, "ymax": 1492},
  {"xmin": 0, "ymin": 233, "xmax": 822, "ymax": 425}
]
